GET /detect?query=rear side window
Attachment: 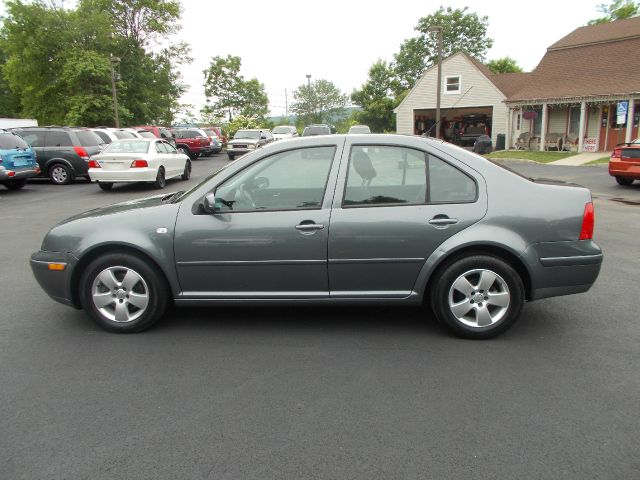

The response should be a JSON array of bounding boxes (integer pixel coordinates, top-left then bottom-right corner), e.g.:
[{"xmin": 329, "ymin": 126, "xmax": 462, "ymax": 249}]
[
  {"xmin": 113, "ymin": 130, "xmax": 136, "ymax": 140},
  {"xmin": 46, "ymin": 131, "xmax": 73, "ymax": 147},
  {"xmin": 428, "ymin": 156, "xmax": 477, "ymax": 203},
  {"xmin": 16, "ymin": 130, "xmax": 45, "ymax": 147},
  {"xmin": 93, "ymin": 131, "xmax": 112, "ymax": 143},
  {"xmin": 74, "ymin": 130, "xmax": 101, "ymax": 146},
  {"xmin": 0, "ymin": 133, "xmax": 29, "ymax": 150}
]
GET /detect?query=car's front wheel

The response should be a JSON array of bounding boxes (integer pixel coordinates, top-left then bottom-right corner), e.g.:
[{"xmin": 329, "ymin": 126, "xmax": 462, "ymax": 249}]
[
  {"xmin": 79, "ymin": 252, "xmax": 169, "ymax": 333},
  {"xmin": 615, "ymin": 176, "xmax": 634, "ymax": 186},
  {"xmin": 430, "ymin": 255, "xmax": 524, "ymax": 339},
  {"xmin": 227, "ymin": 154, "xmax": 235, "ymax": 160}
]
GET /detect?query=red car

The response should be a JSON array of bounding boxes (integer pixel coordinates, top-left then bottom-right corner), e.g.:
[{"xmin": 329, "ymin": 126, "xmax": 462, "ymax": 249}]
[{"xmin": 609, "ymin": 139, "xmax": 640, "ymax": 185}]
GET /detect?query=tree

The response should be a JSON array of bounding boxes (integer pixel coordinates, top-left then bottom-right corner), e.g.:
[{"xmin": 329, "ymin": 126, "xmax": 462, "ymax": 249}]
[
  {"xmin": 392, "ymin": 6, "xmax": 493, "ymax": 90},
  {"xmin": 351, "ymin": 60, "xmax": 399, "ymax": 132},
  {"xmin": 202, "ymin": 55, "xmax": 268, "ymax": 122},
  {"xmin": 589, "ymin": 0, "xmax": 639, "ymax": 24},
  {"xmin": 486, "ymin": 57, "xmax": 523, "ymax": 74},
  {"xmin": 291, "ymin": 79, "xmax": 348, "ymax": 125}
]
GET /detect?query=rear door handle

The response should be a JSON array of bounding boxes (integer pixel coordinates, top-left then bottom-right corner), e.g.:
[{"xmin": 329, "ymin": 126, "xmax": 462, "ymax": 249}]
[
  {"xmin": 295, "ymin": 222, "xmax": 324, "ymax": 232},
  {"xmin": 428, "ymin": 216, "xmax": 459, "ymax": 227}
]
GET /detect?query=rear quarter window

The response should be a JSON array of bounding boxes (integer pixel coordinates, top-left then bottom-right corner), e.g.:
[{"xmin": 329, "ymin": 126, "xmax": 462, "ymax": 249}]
[
  {"xmin": 74, "ymin": 130, "xmax": 101, "ymax": 146},
  {"xmin": 0, "ymin": 133, "xmax": 29, "ymax": 150},
  {"xmin": 46, "ymin": 131, "xmax": 73, "ymax": 147},
  {"xmin": 113, "ymin": 131, "xmax": 136, "ymax": 140}
]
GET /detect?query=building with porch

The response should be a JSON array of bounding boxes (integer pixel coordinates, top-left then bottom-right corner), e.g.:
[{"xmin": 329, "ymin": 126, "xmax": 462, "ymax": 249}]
[{"xmin": 395, "ymin": 17, "xmax": 640, "ymax": 153}]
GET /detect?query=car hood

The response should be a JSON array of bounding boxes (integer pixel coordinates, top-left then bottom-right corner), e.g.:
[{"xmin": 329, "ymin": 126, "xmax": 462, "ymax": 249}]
[{"xmin": 58, "ymin": 193, "xmax": 171, "ymax": 225}]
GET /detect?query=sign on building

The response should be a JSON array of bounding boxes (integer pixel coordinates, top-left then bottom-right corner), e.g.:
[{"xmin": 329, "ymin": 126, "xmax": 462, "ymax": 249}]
[
  {"xmin": 583, "ymin": 137, "xmax": 599, "ymax": 152},
  {"xmin": 617, "ymin": 101, "xmax": 628, "ymax": 125}
]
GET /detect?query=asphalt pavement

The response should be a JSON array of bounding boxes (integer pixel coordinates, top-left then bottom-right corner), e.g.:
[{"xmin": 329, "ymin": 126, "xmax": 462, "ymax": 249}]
[{"xmin": 1, "ymin": 155, "xmax": 639, "ymax": 479}]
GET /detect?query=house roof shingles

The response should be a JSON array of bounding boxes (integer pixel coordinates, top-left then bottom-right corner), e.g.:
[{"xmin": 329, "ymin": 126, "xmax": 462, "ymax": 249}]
[{"xmin": 503, "ymin": 17, "xmax": 640, "ymax": 102}]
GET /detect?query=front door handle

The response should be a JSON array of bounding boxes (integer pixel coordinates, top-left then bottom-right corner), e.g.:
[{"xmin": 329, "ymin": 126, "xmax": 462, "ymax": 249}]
[
  {"xmin": 295, "ymin": 222, "xmax": 324, "ymax": 232},
  {"xmin": 428, "ymin": 215, "xmax": 459, "ymax": 227}
]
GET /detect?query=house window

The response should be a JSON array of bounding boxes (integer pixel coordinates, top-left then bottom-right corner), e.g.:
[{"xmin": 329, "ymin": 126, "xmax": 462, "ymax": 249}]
[
  {"xmin": 569, "ymin": 106, "xmax": 581, "ymax": 136},
  {"xmin": 532, "ymin": 108, "xmax": 543, "ymax": 135},
  {"xmin": 445, "ymin": 75, "xmax": 461, "ymax": 94}
]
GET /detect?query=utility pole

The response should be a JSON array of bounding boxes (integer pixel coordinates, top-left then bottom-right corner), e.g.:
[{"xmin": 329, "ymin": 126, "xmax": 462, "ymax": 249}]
[
  {"xmin": 285, "ymin": 88, "xmax": 289, "ymax": 121},
  {"xmin": 109, "ymin": 55, "xmax": 121, "ymax": 128},
  {"xmin": 429, "ymin": 26, "xmax": 443, "ymax": 139},
  {"xmin": 306, "ymin": 74, "xmax": 312, "ymax": 123}
]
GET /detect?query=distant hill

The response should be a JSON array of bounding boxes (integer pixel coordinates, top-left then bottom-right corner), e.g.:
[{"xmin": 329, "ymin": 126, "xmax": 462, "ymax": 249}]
[{"xmin": 268, "ymin": 106, "xmax": 361, "ymax": 124}]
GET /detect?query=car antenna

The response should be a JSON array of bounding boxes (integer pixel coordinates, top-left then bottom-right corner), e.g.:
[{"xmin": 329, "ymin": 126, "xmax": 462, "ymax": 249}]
[{"xmin": 424, "ymin": 86, "xmax": 474, "ymax": 138}]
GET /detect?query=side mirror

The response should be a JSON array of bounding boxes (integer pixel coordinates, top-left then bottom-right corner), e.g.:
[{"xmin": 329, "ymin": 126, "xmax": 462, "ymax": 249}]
[{"xmin": 203, "ymin": 192, "xmax": 217, "ymax": 214}]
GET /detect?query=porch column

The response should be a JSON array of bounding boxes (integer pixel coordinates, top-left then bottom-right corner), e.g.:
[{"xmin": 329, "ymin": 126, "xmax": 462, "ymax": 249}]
[
  {"xmin": 578, "ymin": 101, "xmax": 587, "ymax": 152},
  {"xmin": 539, "ymin": 103, "xmax": 548, "ymax": 151},
  {"xmin": 625, "ymin": 97, "xmax": 635, "ymax": 143},
  {"xmin": 506, "ymin": 107, "xmax": 513, "ymax": 150}
]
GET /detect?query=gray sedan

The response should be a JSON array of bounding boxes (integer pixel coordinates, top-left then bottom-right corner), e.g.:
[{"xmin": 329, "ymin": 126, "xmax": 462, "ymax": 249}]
[{"xmin": 30, "ymin": 135, "xmax": 602, "ymax": 338}]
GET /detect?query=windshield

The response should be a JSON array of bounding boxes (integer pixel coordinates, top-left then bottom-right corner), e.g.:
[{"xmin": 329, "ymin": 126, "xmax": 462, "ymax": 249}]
[
  {"xmin": 234, "ymin": 130, "xmax": 260, "ymax": 139},
  {"xmin": 272, "ymin": 126, "xmax": 293, "ymax": 134},
  {"xmin": 75, "ymin": 130, "xmax": 102, "ymax": 146},
  {"xmin": 103, "ymin": 140, "xmax": 150, "ymax": 154},
  {"xmin": 303, "ymin": 126, "xmax": 330, "ymax": 136},
  {"xmin": 0, "ymin": 133, "xmax": 29, "ymax": 150}
]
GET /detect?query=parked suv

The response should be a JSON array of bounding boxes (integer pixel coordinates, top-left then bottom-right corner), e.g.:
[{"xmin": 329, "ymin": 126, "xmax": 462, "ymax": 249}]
[
  {"xmin": 13, "ymin": 127, "xmax": 103, "ymax": 185},
  {"xmin": 226, "ymin": 129, "xmax": 273, "ymax": 160},
  {"xmin": 171, "ymin": 128, "xmax": 211, "ymax": 159},
  {"xmin": 454, "ymin": 114, "xmax": 491, "ymax": 146},
  {"xmin": 0, "ymin": 129, "xmax": 40, "ymax": 189}
]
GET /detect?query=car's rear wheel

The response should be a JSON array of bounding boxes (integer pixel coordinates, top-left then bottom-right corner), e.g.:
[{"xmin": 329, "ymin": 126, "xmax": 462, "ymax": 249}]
[
  {"xmin": 430, "ymin": 255, "xmax": 524, "ymax": 339},
  {"xmin": 98, "ymin": 182, "xmax": 113, "ymax": 191},
  {"xmin": 181, "ymin": 160, "xmax": 191, "ymax": 181},
  {"xmin": 227, "ymin": 154, "xmax": 235, "ymax": 160},
  {"xmin": 615, "ymin": 176, "xmax": 634, "ymax": 186},
  {"xmin": 3, "ymin": 178, "xmax": 27, "ymax": 190},
  {"xmin": 154, "ymin": 167, "xmax": 166, "ymax": 189},
  {"xmin": 49, "ymin": 164, "xmax": 73, "ymax": 185},
  {"xmin": 79, "ymin": 252, "xmax": 169, "ymax": 333}
]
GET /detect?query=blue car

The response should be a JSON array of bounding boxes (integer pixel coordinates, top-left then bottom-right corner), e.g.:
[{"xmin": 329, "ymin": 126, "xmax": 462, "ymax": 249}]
[{"xmin": 0, "ymin": 129, "xmax": 39, "ymax": 190}]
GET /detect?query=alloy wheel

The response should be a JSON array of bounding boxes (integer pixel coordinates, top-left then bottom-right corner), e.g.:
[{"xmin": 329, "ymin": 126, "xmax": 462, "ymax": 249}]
[{"xmin": 91, "ymin": 266, "xmax": 149, "ymax": 323}]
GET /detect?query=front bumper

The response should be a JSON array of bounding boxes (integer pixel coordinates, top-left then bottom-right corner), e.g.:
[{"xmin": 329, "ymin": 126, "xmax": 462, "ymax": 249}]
[
  {"xmin": 89, "ymin": 168, "xmax": 158, "ymax": 183},
  {"xmin": 0, "ymin": 167, "xmax": 40, "ymax": 181},
  {"xmin": 30, "ymin": 250, "xmax": 79, "ymax": 307},
  {"xmin": 609, "ymin": 159, "xmax": 640, "ymax": 179}
]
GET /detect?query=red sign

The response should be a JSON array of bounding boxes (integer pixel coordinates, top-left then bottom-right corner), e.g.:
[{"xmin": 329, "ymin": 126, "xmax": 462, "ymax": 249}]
[{"xmin": 523, "ymin": 111, "xmax": 538, "ymax": 120}]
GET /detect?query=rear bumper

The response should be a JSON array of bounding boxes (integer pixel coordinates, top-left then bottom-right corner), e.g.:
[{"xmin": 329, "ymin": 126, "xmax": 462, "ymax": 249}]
[
  {"xmin": 523, "ymin": 240, "xmax": 603, "ymax": 301},
  {"xmin": 0, "ymin": 167, "xmax": 39, "ymax": 181},
  {"xmin": 609, "ymin": 159, "xmax": 640, "ymax": 179},
  {"xmin": 89, "ymin": 168, "xmax": 157, "ymax": 183},
  {"xmin": 30, "ymin": 250, "xmax": 79, "ymax": 307}
]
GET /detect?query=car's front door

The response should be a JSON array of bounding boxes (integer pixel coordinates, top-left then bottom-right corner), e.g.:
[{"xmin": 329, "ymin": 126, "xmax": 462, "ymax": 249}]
[
  {"xmin": 328, "ymin": 140, "xmax": 487, "ymax": 298},
  {"xmin": 174, "ymin": 142, "xmax": 343, "ymax": 299}
]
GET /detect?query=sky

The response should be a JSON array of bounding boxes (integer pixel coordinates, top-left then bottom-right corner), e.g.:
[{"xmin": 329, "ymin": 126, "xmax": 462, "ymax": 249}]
[{"xmin": 174, "ymin": 0, "xmax": 603, "ymax": 118}]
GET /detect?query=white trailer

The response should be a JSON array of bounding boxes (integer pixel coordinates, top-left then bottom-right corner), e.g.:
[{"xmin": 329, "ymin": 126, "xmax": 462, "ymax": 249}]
[{"xmin": 0, "ymin": 118, "xmax": 38, "ymax": 129}]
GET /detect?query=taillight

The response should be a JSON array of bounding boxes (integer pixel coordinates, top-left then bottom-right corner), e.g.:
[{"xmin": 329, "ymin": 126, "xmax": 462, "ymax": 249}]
[
  {"xmin": 579, "ymin": 202, "xmax": 594, "ymax": 240},
  {"xmin": 130, "ymin": 159, "xmax": 148, "ymax": 168},
  {"xmin": 74, "ymin": 146, "xmax": 89, "ymax": 159},
  {"xmin": 88, "ymin": 159, "xmax": 101, "ymax": 168},
  {"xmin": 8, "ymin": 170, "xmax": 15, "ymax": 177},
  {"xmin": 612, "ymin": 148, "xmax": 621, "ymax": 159}
]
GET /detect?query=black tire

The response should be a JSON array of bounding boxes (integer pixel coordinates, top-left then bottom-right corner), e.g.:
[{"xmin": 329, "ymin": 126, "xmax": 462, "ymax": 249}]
[
  {"xmin": 4, "ymin": 178, "xmax": 27, "ymax": 190},
  {"xmin": 49, "ymin": 163, "xmax": 73, "ymax": 185},
  {"xmin": 615, "ymin": 176, "xmax": 634, "ymax": 186},
  {"xmin": 430, "ymin": 255, "xmax": 524, "ymax": 339},
  {"xmin": 154, "ymin": 167, "xmax": 166, "ymax": 189},
  {"xmin": 181, "ymin": 160, "xmax": 192, "ymax": 181},
  {"xmin": 79, "ymin": 252, "xmax": 169, "ymax": 333},
  {"xmin": 227, "ymin": 154, "xmax": 235, "ymax": 161},
  {"xmin": 98, "ymin": 182, "xmax": 113, "ymax": 191}
]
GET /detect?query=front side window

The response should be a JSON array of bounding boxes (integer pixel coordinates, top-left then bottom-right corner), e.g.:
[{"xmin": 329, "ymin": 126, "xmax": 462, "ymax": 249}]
[
  {"xmin": 343, "ymin": 145, "xmax": 477, "ymax": 207},
  {"xmin": 214, "ymin": 146, "xmax": 335, "ymax": 212},
  {"xmin": 445, "ymin": 76, "xmax": 461, "ymax": 94}
]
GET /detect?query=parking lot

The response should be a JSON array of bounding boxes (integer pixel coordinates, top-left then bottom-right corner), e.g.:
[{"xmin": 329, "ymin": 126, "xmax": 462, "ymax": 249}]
[{"xmin": 1, "ymin": 154, "xmax": 639, "ymax": 479}]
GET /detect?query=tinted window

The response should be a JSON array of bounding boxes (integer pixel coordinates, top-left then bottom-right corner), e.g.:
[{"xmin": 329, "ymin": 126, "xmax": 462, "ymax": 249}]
[
  {"xmin": 15, "ymin": 130, "xmax": 45, "ymax": 147},
  {"xmin": 74, "ymin": 130, "xmax": 101, "ymax": 146},
  {"xmin": 0, "ymin": 133, "xmax": 29, "ymax": 150},
  {"xmin": 428, "ymin": 156, "xmax": 477, "ymax": 203},
  {"xmin": 46, "ymin": 131, "xmax": 73, "ymax": 147},
  {"xmin": 344, "ymin": 146, "xmax": 427, "ymax": 206},
  {"xmin": 215, "ymin": 146, "xmax": 335, "ymax": 212},
  {"xmin": 103, "ymin": 140, "xmax": 150, "ymax": 154},
  {"xmin": 113, "ymin": 130, "xmax": 136, "ymax": 140},
  {"xmin": 94, "ymin": 131, "xmax": 112, "ymax": 143}
]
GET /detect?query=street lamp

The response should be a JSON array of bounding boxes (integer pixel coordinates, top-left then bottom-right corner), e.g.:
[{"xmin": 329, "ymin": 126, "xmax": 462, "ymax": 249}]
[
  {"xmin": 110, "ymin": 55, "xmax": 121, "ymax": 128},
  {"xmin": 428, "ymin": 26, "xmax": 443, "ymax": 139}
]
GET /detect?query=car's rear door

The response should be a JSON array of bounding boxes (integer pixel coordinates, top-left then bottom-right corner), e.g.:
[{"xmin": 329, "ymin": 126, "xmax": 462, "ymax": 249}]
[{"xmin": 328, "ymin": 137, "xmax": 487, "ymax": 298}]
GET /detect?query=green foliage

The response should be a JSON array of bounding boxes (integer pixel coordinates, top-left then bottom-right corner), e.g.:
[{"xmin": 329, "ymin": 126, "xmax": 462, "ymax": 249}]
[
  {"xmin": 588, "ymin": 0, "xmax": 639, "ymax": 24},
  {"xmin": 202, "ymin": 55, "xmax": 269, "ymax": 122},
  {"xmin": 291, "ymin": 79, "xmax": 348, "ymax": 125},
  {"xmin": 486, "ymin": 57, "xmax": 523, "ymax": 74},
  {"xmin": 0, "ymin": 0, "xmax": 189, "ymax": 126},
  {"xmin": 393, "ymin": 6, "xmax": 493, "ymax": 90},
  {"xmin": 351, "ymin": 60, "xmax": 399, "ymax": 133}
]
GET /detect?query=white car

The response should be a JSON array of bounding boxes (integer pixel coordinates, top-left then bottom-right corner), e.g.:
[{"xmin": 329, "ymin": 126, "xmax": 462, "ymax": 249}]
[
  {"xmin": 88, "ymin": 138, "xmax": 191, "ymax": 191},
  {"xmin": 272, "ymin": 125, "xmax": 298, "ymax": 140}
]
